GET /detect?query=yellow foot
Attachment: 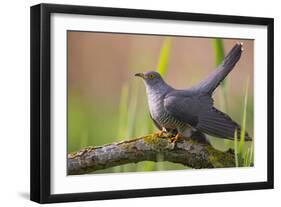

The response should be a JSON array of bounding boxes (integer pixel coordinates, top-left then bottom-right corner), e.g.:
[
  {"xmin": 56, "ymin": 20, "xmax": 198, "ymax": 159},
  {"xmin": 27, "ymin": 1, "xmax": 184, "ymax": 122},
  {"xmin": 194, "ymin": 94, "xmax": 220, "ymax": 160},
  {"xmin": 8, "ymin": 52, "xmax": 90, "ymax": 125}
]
[
  {"xmin": 154, "ymin": 131, "xmax": 165, "ymax": 137},
  {"xmin": 170, "ymin": 133, "xmax": 184, "ymax": 143}
]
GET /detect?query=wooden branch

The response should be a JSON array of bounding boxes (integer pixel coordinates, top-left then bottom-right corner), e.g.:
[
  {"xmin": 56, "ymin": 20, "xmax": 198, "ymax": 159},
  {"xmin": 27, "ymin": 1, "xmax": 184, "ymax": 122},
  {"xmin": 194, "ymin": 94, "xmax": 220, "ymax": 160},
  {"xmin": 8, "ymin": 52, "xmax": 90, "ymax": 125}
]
[{"xmin": 67, "ymin": 134, "xmax": 235, "ymax": 175}]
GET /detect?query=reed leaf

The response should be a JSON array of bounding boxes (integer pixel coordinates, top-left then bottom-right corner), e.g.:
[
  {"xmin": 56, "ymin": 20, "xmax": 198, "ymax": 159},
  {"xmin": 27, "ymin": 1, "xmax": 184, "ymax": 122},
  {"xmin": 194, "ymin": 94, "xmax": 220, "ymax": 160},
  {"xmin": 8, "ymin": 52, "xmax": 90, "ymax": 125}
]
[
  {"xmin": 238, "ymin": 79, "xmax": 249, "ymax": 156},
  {"xmin": 126, "ymin": 82, "xmax": 139, "ymax": 138},
  {"xmin": 248, "ymin": 142, "xmax": 254, "ymax": 166},
  {"xmin": 117, "ymin": 83, "xmax": 129, "ymax": 139},
  {"xmin": 157, "ymin": 37, "xmax": 172, "ymax": 77},
  {"xmin": 213, "ymin": 39, "xmax": 225, "ymax": 73},
  {"xmin": 234, "ymin": 129, "xmax": 239, "ymax": 167}
]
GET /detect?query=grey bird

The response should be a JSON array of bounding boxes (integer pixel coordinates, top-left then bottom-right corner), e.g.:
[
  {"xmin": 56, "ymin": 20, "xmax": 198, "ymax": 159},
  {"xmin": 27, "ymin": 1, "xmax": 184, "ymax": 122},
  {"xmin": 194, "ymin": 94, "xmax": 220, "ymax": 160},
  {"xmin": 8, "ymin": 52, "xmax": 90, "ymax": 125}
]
[{"xmin": 135, "ymin": 43, "xmax": 251, "ymax": 143}]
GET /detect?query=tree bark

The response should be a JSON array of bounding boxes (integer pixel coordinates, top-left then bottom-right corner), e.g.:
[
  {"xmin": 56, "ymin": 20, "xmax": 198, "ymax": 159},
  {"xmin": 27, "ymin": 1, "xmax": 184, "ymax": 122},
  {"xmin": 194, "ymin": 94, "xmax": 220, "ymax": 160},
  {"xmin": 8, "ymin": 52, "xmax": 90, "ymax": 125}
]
[{"xmin": 67, "ymin": 134, "xmax": 235, "ymax": 175}]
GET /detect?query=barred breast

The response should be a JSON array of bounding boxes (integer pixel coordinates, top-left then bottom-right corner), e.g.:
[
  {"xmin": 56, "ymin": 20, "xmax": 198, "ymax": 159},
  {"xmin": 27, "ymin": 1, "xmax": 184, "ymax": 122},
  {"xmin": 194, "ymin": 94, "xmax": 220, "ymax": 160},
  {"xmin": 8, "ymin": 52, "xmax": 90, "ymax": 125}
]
[{"xmin": 147, "ymin": 91, "xmax": 186, "ymax": 131}]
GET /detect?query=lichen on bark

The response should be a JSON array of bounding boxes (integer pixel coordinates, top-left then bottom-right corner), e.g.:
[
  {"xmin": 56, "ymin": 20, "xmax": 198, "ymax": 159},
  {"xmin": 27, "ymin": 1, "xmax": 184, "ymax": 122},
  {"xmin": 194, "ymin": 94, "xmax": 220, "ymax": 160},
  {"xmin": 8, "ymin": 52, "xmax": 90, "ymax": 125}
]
[{"xmin": 67, "ymin": 133, "xmax": 236, "ymax": 175}]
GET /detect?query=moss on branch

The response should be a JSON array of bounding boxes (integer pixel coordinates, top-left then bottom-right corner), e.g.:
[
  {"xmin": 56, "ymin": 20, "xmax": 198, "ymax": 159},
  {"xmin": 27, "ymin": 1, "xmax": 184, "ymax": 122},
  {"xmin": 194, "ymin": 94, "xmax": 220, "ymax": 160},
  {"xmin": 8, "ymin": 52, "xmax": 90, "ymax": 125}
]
[{"xmin": 67, "ymin": 134, "xmax": 235, "ymax": 175}]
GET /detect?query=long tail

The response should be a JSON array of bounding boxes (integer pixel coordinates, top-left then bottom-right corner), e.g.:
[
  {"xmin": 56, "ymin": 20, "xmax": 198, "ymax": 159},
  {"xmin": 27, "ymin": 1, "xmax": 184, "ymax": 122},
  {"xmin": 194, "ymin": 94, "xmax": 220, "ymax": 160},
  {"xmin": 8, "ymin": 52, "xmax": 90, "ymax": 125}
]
[{"xmin": 198, "ymin": 42, "xmax": 243, "ymax": 95}]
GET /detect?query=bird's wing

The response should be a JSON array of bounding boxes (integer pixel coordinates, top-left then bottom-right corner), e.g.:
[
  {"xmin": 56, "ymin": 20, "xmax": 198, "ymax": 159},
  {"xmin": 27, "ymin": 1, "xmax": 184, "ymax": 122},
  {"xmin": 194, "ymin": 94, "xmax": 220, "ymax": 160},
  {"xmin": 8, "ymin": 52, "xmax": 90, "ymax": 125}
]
[
  {"xmin": 196, "ymin": 107, "xmax": 252, "ymax": 141},
  {"xmin": 194, "ymin": 42, "xmax": 243, "ymax": 95},
  {"xmin": 164, "ymin": 90, "xmax": 213, "ymax": 127},
  {"xmin": 164, "ymin": 90, "xmax": 251, "ymax": 140}
]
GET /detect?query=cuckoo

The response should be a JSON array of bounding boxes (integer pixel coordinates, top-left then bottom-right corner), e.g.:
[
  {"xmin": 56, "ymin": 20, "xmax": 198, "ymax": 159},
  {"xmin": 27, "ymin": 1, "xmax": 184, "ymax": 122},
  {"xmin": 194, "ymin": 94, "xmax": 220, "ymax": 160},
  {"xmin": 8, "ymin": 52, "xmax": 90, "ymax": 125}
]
[{"xmin": 135, "ymin": 42, "xmax": 251, "ymax": 143}]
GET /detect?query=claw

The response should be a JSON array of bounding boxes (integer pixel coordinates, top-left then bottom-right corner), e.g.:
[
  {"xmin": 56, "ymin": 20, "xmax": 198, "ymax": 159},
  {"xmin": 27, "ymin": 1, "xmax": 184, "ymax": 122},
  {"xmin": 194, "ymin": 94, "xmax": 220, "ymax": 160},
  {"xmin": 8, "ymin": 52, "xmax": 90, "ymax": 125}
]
[
  {"xmin": 153, "ymin": 127, "xmax": 168, "ymax": 138},
  {"xmin": 171, "ymin": 133, "xmax": 183, "ymax": 143}
]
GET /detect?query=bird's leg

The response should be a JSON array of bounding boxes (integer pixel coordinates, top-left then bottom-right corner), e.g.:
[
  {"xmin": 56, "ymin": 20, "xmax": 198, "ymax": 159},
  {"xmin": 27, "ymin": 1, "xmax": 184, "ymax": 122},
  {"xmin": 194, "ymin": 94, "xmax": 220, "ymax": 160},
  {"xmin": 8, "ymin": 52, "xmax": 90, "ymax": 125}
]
[
  {"xmin": 154, "ymin": 127, "xmax": 167, "ymax": 137},
  {"xmin": 171, "ymin": 133, "xmax": 184, "ymax": 143}
]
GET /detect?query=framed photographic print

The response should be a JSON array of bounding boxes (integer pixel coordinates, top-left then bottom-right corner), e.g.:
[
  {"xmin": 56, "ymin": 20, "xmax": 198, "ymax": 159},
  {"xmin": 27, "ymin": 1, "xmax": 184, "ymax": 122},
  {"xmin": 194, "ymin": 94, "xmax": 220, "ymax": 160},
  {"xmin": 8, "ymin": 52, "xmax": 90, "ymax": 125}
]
[{"xmin": 30, "ymin": 3, "xmax": 274, "ymax": 203}]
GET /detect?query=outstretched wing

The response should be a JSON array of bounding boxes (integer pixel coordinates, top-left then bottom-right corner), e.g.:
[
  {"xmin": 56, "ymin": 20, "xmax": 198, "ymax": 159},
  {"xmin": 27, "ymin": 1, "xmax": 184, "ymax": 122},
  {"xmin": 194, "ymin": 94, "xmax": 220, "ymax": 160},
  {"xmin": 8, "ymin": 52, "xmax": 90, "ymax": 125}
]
[
  {"xmin": 194, "ymin": 42, "xmax": 243, "ymax": 95},
  {"xmin": 164, "ymin": 90, "xmax": 251, "ymax": 140},
  {"xmin": 196, "ymin": 107, "xmax": 252, "ymax": 141}
]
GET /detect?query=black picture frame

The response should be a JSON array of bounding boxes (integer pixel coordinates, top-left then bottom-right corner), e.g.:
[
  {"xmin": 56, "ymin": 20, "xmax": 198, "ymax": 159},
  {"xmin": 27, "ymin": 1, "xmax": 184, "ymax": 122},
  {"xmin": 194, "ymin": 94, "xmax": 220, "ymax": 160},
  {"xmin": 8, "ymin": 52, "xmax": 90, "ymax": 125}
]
[{"xmin": 30, "ymin": 3, "xmax": 274, "ymax": 204}]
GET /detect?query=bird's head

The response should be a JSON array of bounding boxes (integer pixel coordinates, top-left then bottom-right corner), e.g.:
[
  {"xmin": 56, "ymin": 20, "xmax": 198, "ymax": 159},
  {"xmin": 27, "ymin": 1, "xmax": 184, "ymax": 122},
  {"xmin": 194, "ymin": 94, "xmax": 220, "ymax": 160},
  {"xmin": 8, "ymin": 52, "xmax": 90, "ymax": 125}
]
[{"xmin": 135, "ymin": 71, "xmax": 164, "ymax": 87}]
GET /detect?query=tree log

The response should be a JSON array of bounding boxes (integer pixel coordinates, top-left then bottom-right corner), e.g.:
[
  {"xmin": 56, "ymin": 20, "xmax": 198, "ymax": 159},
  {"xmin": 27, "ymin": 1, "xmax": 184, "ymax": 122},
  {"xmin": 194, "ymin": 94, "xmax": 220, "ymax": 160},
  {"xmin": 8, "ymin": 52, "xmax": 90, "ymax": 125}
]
[{"xmin": 67, "ymin": 134, "xmax": 235, "ymax": 175}]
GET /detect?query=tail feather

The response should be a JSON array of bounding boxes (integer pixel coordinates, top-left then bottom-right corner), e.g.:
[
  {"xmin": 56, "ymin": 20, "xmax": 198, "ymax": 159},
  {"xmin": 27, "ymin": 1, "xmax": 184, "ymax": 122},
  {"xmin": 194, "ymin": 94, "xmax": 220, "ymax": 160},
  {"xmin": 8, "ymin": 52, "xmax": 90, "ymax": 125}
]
[
  {"xmin": 198, "ymin": 42, "xmax": 243, "ymax": 95},
  {"xmin": 196, "ymin": 107, "xmax": 252, "ymax": 141}
]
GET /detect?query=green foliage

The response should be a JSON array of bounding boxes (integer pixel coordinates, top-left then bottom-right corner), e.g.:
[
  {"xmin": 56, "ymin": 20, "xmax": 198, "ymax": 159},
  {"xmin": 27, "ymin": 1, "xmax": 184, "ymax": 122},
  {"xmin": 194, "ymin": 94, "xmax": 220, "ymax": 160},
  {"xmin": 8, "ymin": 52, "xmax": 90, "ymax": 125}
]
[
  {"xmin": 68, "ymin": 95, "xmax": 119, "ymax": 153},
  {"xmin": 234, "ymin": 130, "xmax": 239, "ymax": 167},
  {"xmin": 117, "ymin": 83, "xmax": 129, "ymax": 139},
  {"xmin": 233, "ymin": 79, "xmax": 253, "ymax": 167},
  {"xmin": 126, "ymin": 82, "xmax": 139, "ymax": 138},
  {"xmin": 238, "ymin": 79, "xmax": 249, "ymax": 155},
  {"xmin": 213, "ymin": 39, "xmax": 225, "ymax": 70},
  {"xmin": 157, "ymin": 37, "xmax": 172, "ymax": 77}
]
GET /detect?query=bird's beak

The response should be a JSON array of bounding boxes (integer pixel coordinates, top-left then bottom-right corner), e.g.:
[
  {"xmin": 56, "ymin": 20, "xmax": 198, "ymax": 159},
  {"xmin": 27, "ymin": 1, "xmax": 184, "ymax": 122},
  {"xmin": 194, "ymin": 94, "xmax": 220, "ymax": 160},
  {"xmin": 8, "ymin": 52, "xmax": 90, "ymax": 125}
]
[{"xmin": 135, "ymin": 73, "xmax": 145, "ymax": 79}]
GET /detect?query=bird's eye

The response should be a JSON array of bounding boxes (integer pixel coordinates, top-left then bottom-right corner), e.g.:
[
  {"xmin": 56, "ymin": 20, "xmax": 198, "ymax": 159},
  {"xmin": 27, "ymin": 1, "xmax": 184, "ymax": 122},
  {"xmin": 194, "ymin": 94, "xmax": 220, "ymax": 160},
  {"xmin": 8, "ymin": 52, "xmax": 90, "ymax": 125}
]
[{"xmin": 149, "ymin": 74, "xmax": 155, "ymax": 79}]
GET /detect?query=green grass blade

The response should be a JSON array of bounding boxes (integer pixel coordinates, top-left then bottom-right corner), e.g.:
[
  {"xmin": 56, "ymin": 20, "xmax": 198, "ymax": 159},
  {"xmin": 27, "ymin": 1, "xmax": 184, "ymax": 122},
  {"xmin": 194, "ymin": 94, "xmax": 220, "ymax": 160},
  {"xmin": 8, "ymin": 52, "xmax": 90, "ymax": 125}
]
[
  {"xmin": 238, "ymin": 78, "xmax": 249, "ymax": 156},
  {"xmin": 115, "ymin": 83, "xmax": 129, "ymax": 172},
  {"xmin": 126, "ymin": 82, "xmax": 139, "ymax": 138},
  {"xmin": 121, "ymin": 82, "xmax": 140, "ymax": 172},
  {"xmin": 248, "ymin": 142, "xmax": 254, "ymax": 166},
  {"xmin": 117, "ymin": 83, "xmax": 129, "ymax": 139},
  {"xmin": 234, "ymin": 129, "xmax": 239, "ymax": 167},
  {"xmin": 243, "ymin": 148, "xmax": 250, "ymax": 166},
  {"xmin": 157, "ymin": 37, "xmax": 172, "ymax": 77},
  {"xmin": 213, "ymin": 39, "xmax": 225, "ymax": 67},
  {"xmin": 212, "ymin": 39, "xmax": 225, "ymax": 85}
]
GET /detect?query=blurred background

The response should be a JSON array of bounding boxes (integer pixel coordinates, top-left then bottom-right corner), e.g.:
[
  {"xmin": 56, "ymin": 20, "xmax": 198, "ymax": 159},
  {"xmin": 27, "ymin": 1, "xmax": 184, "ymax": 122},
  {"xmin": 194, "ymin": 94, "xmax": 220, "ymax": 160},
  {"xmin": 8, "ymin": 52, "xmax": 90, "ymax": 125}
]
[{"xmin": 67, "ymin": 31, "xmax": 254, "ymax": 174}]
